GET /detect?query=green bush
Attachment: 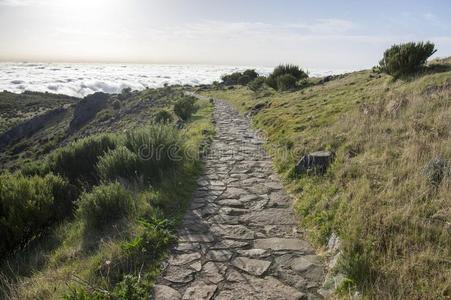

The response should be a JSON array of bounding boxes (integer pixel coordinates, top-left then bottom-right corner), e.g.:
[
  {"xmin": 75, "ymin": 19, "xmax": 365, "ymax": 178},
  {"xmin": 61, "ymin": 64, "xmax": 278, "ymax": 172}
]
[
  {"xmin": 267, "ymin": 64, "xmax": 308, "ymax": 90},
  {"xmin": 96, "ymin": 109, "xmax": 114, "ymax": 122},
  {"xmin": 276, "ymin": 74, "xmax": 298, "ymax": 91},
  {"xmin": 237, "ymin": 74, "xmax": 251, "ymax": 85},
  {"xmin": 97, "ymin": 146, "xmax": 140, "ymax": 182},
  {"xmin": 77, "ymin": 182, "xmax": 135, "ymax": 230},
  {"xmin": 154, "ymin": 110, "xmax": 173, "ymax": 124},
  {"xmin": 112, "ymin": 99, "xmax": 121, "ymax": 110},
  {"xmin": 0, "ymin": 173, "xmax": 78, "ymax": 255},
  {"xmin": 50, "ymin": 134, "xmax": 118, "ymax": 186},
  {"xmin": 20, "ymin": 161, "xmax": 50, "ymax": 177},
  {"xmin": 123, "ymin": 125, "xmax": 184, "ymax": 182},
  {"xmin": 118, "ymin": 87, "xmax": 132, "ymax": 100},
  {"xmin": 379, "ymin": 41, "xmax": 437, "ymax": 78},
  {"xmin": 243, "ymin": 69, "xmax": 259, "ymax": 80},
  {"xmin": 221, "ymin": 72, "xmax": 242, "ymax": 85},
  {"xmin": 221, "ymin": 69, "xmax": 258, "ymax": 86},
  {"xmin": 248, "ymin": 76, "xmax": 266, "ymax": 92},
  {"xmin": 271, "ymin": 64, "xmax": 308, "ymax": 79},
  {"xmin": 173, "ymin": 96, "xmax": 196, "ymax": 121}
]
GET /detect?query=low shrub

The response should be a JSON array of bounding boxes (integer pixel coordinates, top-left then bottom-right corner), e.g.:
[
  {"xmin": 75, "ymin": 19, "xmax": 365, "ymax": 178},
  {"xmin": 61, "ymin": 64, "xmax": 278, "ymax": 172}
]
[
  {"xmin": 221, "ymin": 69, "xmax": 258, "ymax": 86},
  {"xmin": 118, "ymin": 87, "xmax": 132, "ymax": 100},
  {"xmin": 50, "ymin": 134, "xmax": 118, "ymax": 186},
  {"xmin": 112, "ymin": 99, "xmax": 121, "ymax": 110},
  {"xmin": 221, "ymin": 72, "xmax": 242, "ymax": 86},
  {"xmin": 97, "ymin": 146, "xmax": 140, "ymax": 182},
  {"xmin": 123, "ymin": 125, "xmax": 184, "ymax": 182},
  {"xmin": 154, "ymin": 110, "xmax": 173, "ymax": 124},
  {"xmin": 77, "ymin": 182, "xmax": 135, "ymax": 230},
  {"xmin": 243, "ymin": 69, "xmax": 259, "ymax": 81},
  {"xmin": 276, "ymin": 74, "xmax": 298, "ymax": 91},
  {"xmin": 237, "ymin": 74, "xmax": 251, "ymax": 85},
  {"xmin": 20, "ymin": 161, "xmax": 50, "ymax": 177},
  {"xmin": 248, "ymin": 76, "xmax": 266, "ymax": 92},
  {"xmin": 267, "ymin": 64, "xmax": 308, "ymax": 91},
  {"xmin": 96, "ymin": 109, "xmax": 114, "ymax": 122},
  {"xmin": 0, "ymin": 173, "xmax": 78, "ymax": 255},
  {"xmin": 423, "ymin": 157, "xmax": 448, "ymax": 185},
  {"xmin": 173, "ymin": 96, "xmax": 196, "ymax": 121},
  {"xmin": 379, "ymin": 41, "xmax": 437, "ymax": 78}
]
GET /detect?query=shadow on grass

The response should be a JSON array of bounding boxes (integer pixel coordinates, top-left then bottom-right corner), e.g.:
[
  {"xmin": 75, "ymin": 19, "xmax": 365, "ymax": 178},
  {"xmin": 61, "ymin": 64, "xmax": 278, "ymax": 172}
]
[{"xmin": 0, "ymin": 221, "xmax": 68, "ymax": 299}]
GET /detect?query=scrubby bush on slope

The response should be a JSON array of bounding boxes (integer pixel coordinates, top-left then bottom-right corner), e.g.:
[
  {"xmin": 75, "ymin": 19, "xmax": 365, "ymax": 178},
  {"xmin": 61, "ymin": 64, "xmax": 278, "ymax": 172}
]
[
  {"xmin": 266, "ymin": 64, "xmax": 308, "ymax": 90},
  {"xmin": 173, "ymin": 96, "xmax": 197, "ymax": 121},
  {"xmin": 50, "ymin": 134, "xmax": 118, "ymax": 186},
  {"xmin": 248, "ymin": 76, "xmax": 267, "ymax": 92},
  {"xmin": 154, "ymin": 109, "xmax": 173, "ymax": 124},
  {"xmin": 97, "ymin": 146, "xmax": 140, "ymax": 182},
  {"xmin": 123, "ymin": 125, "xmax": 183, "ymax": 182},
  {"xmin": 77, "ymin": 182, "xmax": 135, "ymax": 230},
  {"xmin": 276, "ymin": 74, "xmax": 298, "ymax": 91},
  {"xmin": 221, "ymin": 69, "xmax": 259, "ymax": 86},
  {"xmin": 0, "ymin": 173, "xmax": 78, "ymax": 255},
  {"xmin": 379, "ymin": 41, "xmax": 437, "ymax": 78}
]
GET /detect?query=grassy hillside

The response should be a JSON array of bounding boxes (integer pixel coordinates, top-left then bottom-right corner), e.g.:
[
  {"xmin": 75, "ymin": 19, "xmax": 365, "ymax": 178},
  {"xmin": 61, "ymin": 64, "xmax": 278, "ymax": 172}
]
[
  {"xmin": 0, "ymin": 86, "xmax": 194, "ymax": 170},
  {"xmin": 0, "ymin": 91, "xmax": 78, "ymax": 135},
  {"xmin": 202, "ymin": 59, "xmax": 450, "ymax": 298},
  {"xmin": 0, "ymin": 87, "xmax": 214, "ymax": 299}
]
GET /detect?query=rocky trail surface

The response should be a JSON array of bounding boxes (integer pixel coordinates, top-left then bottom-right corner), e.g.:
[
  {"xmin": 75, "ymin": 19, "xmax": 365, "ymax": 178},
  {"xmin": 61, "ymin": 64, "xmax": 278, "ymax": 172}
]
[{"xmin": 154, "ymin": 100, "xmax": 325, "ymax": 299}]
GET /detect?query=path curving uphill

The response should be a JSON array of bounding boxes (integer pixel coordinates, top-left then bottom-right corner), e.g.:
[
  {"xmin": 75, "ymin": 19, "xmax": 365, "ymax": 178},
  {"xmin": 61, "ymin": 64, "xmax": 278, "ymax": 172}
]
[{"xmin": 154, "ymin": 100, "xmax": 325, "ymax": 299}]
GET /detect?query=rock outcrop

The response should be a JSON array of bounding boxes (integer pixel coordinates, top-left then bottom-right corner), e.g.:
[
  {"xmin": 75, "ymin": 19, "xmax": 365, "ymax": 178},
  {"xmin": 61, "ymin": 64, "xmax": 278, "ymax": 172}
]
[
  {"xmin": 69, "ymin": 92, "xmax": 108, "ymax": 132},
  {"xmin": 295, "ymin": 151, "xmax": 334, "ymax": 175}
]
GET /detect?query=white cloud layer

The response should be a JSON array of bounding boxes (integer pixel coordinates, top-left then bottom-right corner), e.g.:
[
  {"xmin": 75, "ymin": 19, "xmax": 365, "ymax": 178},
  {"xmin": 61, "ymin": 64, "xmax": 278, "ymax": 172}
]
[{"xmin": 0, "ymin": 62, "xmax": 352, "ymax": 98}]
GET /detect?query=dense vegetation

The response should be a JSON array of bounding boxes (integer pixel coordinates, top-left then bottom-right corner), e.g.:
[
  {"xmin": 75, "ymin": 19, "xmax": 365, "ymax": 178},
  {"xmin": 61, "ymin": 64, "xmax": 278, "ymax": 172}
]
[
  {"xmin": 379, "ymin": 41, "xmax": 437, "ymax": 78},
  {"xmin": 203, "ymin": 56, "xmax": 450, "ymax": 299},
  {"xmin": 0, "ymin": 87, "xmax": 214, "ymax": 299},
  {"xmin": 266, "ymin": 64, "xmax": 309, "ymax": 91},
  {"xmin": 0, "ymin": 173, "xmax": 78, "ymax": 256},
  {"xmin": 220, "ymin": 69, "xmax": 259, "ymax": 86}
]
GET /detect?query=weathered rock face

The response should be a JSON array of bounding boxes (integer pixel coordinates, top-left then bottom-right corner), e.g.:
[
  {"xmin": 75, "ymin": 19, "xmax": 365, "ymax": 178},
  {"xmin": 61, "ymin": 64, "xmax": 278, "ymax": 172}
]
[
  {"xmin": 0, "ymin": 107, "xmax": 66, "ymax": 150},
  {"xmin": 69, "ymin": 92, "xmax": 108, "ymax": 132},
  {"xmin": 295, "ymin": 151, "xmax": 334, "ymax": 175}
]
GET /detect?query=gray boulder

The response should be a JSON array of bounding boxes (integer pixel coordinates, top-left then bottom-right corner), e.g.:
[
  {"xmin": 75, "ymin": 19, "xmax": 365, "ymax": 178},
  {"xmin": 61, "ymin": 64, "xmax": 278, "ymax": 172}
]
[
  {"xmin": 295, "ymin": 151, "xmax": 334, "ymax": 175},
  {"xmin": 69, "ymin": 92, "xmax": 108, "ymax": 132}
]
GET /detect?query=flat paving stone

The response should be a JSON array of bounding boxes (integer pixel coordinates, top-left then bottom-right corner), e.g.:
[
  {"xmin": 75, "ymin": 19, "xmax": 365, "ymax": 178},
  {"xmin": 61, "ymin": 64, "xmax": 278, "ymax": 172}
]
[
  {"xmin": 163, "ymin": 266, "xmax": 195, "ymax": 284},
  {"xmin": 216, "ymin": 274, "xmax": 307, "ymax": 300},
  {"xmin": 206, "ymin": 249, "xmax": 233, "ymax": 262},
  {"xmin": 182, "ymin": 282, "xmax": 217, "ymax": 300},
  {"xmin": 168, "ymin": 252, "xmax": 202, "ymax": 266},
  {"xmin": 153, "ymin": 284, "xmax": 182, "ymax": 300},
  {"xmin": 254, "ymin": 238, "xmax": 313, "ymax": 251},
  {"xmin": 232, "ymin": 257, "xmax": 271, "ymax": 276}
]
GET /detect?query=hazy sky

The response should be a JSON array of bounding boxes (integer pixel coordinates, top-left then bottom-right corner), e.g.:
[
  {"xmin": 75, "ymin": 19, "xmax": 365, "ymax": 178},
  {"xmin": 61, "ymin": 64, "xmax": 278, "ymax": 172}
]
[{"xmin": 0, "ymin": 0, "xmax": 450, "ymax": 69}]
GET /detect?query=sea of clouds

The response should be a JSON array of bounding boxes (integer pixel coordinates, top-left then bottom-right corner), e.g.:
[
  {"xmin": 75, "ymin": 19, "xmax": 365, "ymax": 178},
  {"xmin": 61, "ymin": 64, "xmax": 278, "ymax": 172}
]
[{"xmin": 0, "ymin": 62, "xmax": 347, "ymax": 98}]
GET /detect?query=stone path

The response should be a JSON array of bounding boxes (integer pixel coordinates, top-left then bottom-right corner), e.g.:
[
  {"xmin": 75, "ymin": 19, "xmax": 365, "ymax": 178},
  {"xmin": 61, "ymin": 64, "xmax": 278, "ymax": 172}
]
[{"xmin": 154, "ymin": 100, "xmax": 324, "ymax": 300}]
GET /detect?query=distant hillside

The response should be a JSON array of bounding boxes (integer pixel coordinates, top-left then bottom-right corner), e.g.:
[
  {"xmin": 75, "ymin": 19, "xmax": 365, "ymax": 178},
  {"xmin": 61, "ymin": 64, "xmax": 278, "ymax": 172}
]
[
  {"xmin": 0, "ymin": 86, "xmax": 193, "ymax": 170},
  {"xmin": 202, "ymin": 57, "xmax": 451, "ymax": 298}
]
